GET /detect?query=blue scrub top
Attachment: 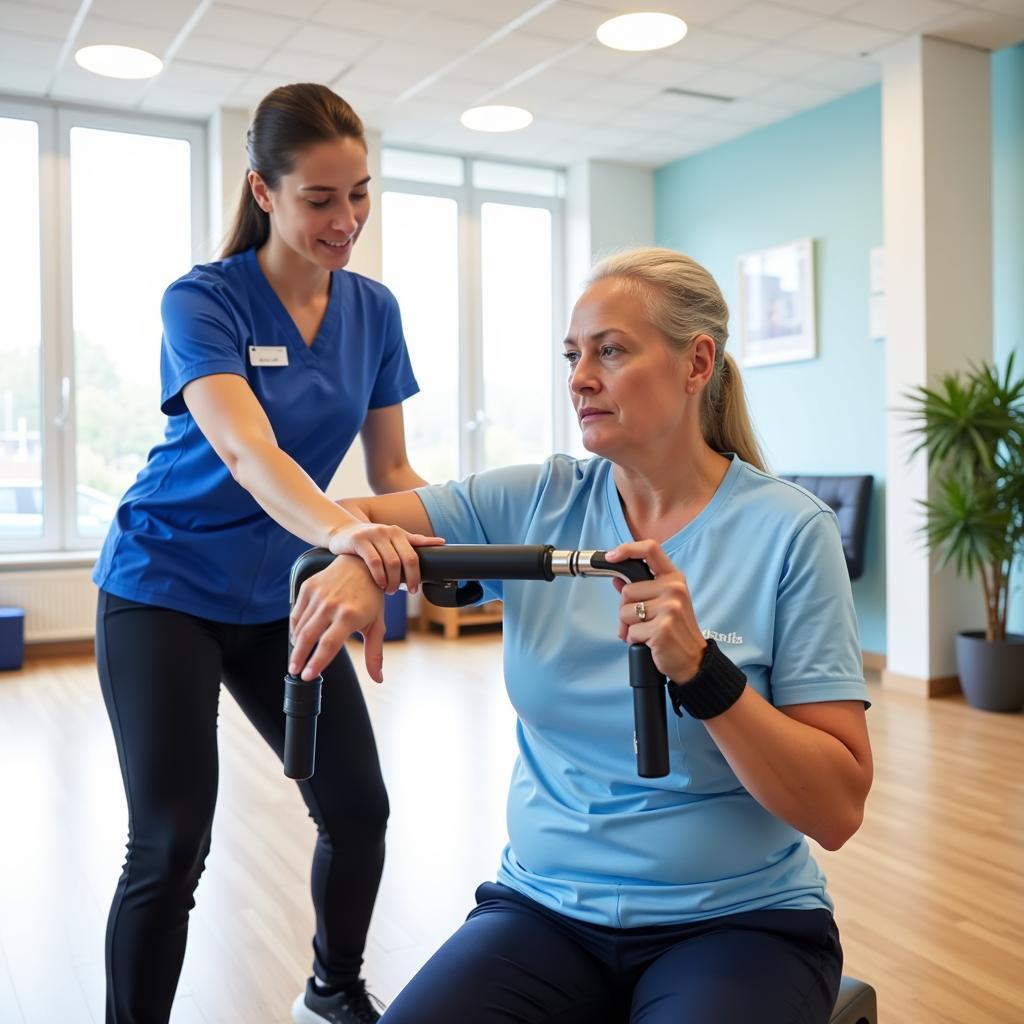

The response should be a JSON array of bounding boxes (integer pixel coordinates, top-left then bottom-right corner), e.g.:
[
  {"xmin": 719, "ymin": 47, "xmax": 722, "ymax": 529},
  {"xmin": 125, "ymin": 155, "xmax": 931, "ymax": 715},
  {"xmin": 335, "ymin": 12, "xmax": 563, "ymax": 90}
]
[
  {"xmin": 418, "ymin": 454, "xmax": 870, "ymax": 928},
  {"xmin": 93, "ymin": 247, "xmax": 419, "ymax": 623}
]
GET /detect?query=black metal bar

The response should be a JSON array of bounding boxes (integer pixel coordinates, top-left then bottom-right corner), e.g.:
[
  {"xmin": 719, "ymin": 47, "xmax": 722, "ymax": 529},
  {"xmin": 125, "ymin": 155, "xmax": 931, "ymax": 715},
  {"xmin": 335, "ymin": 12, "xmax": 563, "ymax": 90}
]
[{"xmin": 283, "ymin": 545, "xmax": 669, "ymax": 780}]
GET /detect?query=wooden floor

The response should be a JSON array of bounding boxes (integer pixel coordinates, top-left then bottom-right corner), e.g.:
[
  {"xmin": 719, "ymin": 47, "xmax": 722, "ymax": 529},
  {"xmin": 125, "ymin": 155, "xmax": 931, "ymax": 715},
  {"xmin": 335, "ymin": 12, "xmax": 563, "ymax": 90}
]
[{"xmin": 0, "ymin": 633, "xmax": 1022, "ymax": 1023}]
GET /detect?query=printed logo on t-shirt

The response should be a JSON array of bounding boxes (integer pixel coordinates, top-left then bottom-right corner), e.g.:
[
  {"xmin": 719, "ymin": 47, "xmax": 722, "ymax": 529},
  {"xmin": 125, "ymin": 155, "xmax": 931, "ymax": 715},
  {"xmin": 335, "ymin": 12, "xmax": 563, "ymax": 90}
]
[{"xmin": 702, "ymin": 628, "xmax": 744, "ymax": 644}]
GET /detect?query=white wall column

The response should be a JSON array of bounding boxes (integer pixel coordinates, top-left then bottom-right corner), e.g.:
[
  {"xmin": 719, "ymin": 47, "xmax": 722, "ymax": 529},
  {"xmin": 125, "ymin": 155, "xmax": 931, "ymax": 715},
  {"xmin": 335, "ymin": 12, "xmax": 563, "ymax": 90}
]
[
  {"xmin": 881, "ymin": 36, "xmax": 993, "ymax": 696},
  {"xmin": 207, "ymin": 106, "xmax": 249, "ymax": 258},
  {"xmin": 563, "ymin": 160, "xmax": 654, "ymax": 451}
]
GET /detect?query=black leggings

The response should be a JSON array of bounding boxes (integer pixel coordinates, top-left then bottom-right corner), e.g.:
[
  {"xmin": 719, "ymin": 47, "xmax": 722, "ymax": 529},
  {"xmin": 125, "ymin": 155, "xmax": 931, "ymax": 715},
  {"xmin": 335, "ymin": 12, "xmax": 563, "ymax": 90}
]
[{"xmin": 96, "ymin": 590, "xmax": 389, "ymax": 1024}]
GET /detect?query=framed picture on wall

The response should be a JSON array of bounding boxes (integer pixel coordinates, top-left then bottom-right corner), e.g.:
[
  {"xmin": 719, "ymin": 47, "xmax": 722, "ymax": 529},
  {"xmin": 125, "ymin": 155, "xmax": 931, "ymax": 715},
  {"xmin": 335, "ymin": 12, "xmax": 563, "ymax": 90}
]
[{"xmin": 736, "ymin": 238, "xmax": 816, "ymax": 367}]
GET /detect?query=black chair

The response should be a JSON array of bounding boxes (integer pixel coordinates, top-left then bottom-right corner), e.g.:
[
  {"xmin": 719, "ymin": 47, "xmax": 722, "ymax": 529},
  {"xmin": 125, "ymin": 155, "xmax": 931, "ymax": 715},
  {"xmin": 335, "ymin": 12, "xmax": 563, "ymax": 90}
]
[
  {"xmin": 831, "ymin": 975, "xmax": 878, "ymax": 1023},
  {"xmin": 780, "ymin": 474, "xmax": 873, "ymax": 581}
]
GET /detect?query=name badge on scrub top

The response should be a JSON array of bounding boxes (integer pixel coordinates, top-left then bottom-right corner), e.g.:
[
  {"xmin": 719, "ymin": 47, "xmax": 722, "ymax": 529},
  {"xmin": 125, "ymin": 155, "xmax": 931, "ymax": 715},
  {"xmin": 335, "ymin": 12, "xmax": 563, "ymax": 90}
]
[{"xmin": 249, "ymin": 345, "xmax": 289, "ymax": 367}]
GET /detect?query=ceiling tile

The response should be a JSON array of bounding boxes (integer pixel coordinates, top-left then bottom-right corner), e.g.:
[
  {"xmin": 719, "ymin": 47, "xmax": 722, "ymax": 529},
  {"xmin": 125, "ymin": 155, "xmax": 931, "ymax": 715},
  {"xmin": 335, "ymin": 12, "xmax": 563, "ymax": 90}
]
[
  {"xmin": 757, "ymin": 78, "xmax": 842, "ymax": 106},
  {"xmin": 927, "ymin": 7, "xmax": 1024, "ymax": 48},
  {"xmin": 412, "ymin": 76, "xmax": 490, "ymax": 106},
  {"xmin": 155, "ymin": 60, "xmax": 247, "ymax": 95},
  {"xmin": 75, "ymin": 15, "xmax": 180, "ymax": 54},
  {"xmin": 329, "ymin": 85, "xmax": 394, "ymax": 114},
  {"xmin": 555, "ymin": 41, "xmax": 643, "ymax": 75},
  {"xmin": 545, "ymin": 97, "xmax": 619, "ymax": 124},
  {"xmin": 0, "ymin": 1, "xmax": 77, "ymax": 40},
  {"xmin": 88, "ymin": 0, "xmax": 201, "ymax": 30},
  {"xmin": 368, "ymin": 39, "xmax": 462, "ymax": 73},
  {"xmin": 524, "ymin": 2, "xmax": 608, "ymax": 43},
  {"xmin": 259, "ymin": 50, "xmax": 351, "ymax": 80},
  {"xmin": 175, "ymin": 34, "xmax": 273, "ymax": 70},
  {"xmin": 454, "ymin": 52, "xmax": 540, "ymax": 86},
  {"xmin": 741, "ymin": 43, "xmax": 830, "ymax": 75},
  {"xmin": 313, "ymin": 0, "xmax": 424, "ymax": 36},
  {"xmin": 483, "ymin": 31, "xmax": 575, "ymax": 68},
  {"xmin": 787, "ymin": 19, "xmax": 901, "ymax": 56},
  {"xmin": 215, "ymin": 0, "xmax": 325, "ymax": 17},
  {"xmin": 415, "ymin": 0, "xmax": 541, "ymax": 26},
  {"xmin": 0, "ymin": 59, "xmax": 51, "ymax": 95},
  {"xmin": 193, "ymin": 3, "xmax": 301, "ymax": 48},
  {"xmin": 284, "ymin": 23, "xmax": 378, "ymax": 61},
  {"xmin": 690, "ymin": 66, "xmax": 781, "ymax": 98},
  {"xmin": 139, "ymin": 87, "xmax": 220, "ymax": 117},
  {"xmin": 617, "ymin": 54, "xmax": 716, "ymax": 88},
  {"xmin": 581, "ymin": 0, "xmax": 747, "ymax": 24},
  {"xmin": 337, "ymin": 62, "xmax": 436, "ymax": 95},
  {"xmin": 772, "ymin": 0, "xmax": 859, "ymax": 12},
  {"xmin": 489, "ymin": 67, "xmax": 602, "ymax": 104},
  {"xmin": 606, "ymin": 105, "xmax": 698, "ymax": 133},
  {"xmin": 566, "ymin": 76, "xmax": 662, "ymax": 109},
  {"xmin": 227, "ymin": 71, "xmax": 292, "ymax": 105},
  {"xmin": 0, "ymin": 29, "xmax": 62, "ymax": 66},
  {"xmin": 802, "ymin": 56, "xmax": 881, "ymax": 90},
  {"xmin": 676, "ymin": 26, "xmax": 767, "ymax": 64},
  {"xmin": 643, "ymin": 90, "xmax": 732, "ymax": 118},
  {"xmin": 714, "ymin": 3, "xmax": 824, "ymax": 42},
  {"xmin": 393, "ymin": 14, "xmax": 497, "ymax": 53},
  {"xmin": 842, "ymin": 0, "xmax": 966, "ymax": 33},
  {"xmin": 713, "ymin": 97, "xmax": 797, "ymax": 126}
]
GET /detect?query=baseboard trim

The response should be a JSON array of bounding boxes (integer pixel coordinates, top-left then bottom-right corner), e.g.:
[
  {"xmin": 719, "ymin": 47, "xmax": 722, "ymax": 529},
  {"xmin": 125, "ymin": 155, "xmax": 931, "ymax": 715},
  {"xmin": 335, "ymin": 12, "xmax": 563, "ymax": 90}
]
[
  {"xmin": 881, "ymin": 668, "xmax": 961, "ymax": 698},
  {"xmin": 24, "ymin": 638, "xmax": 95, "ymax": 660}
]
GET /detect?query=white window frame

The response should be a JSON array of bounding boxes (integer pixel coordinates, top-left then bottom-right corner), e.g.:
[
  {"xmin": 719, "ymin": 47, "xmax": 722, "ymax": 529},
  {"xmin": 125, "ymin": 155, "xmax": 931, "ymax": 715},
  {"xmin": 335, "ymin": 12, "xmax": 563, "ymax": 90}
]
[
  {"xmin": 0, "ymin": 96, "xmax": 207, "ymax": 556},
  {"xmin": 383, "ymin": 153, "xmax": 567, "ymax": 478}
]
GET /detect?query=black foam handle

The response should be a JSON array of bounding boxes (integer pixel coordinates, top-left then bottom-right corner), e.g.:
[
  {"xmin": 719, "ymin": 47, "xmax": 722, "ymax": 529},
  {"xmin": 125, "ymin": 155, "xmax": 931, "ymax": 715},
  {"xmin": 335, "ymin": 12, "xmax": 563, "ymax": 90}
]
[
  {"xmin": 629, "ymin": 644, "xmax": 669, "ymax": 778},
  {"xmin": 417, "ymin": 545, "xmax": 554, "ymax": 582},
  {"xmin": 283, "ymin": 672, "xmax": 322, "ymax": 780}
]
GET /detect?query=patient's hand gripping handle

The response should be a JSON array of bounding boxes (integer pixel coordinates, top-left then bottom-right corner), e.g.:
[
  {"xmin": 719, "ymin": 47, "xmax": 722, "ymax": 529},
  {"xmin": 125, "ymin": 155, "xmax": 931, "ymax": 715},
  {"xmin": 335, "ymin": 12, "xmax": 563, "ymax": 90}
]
[{"xmin": 283, "ymin": 545, "xmax": 670, "ymax": 781}]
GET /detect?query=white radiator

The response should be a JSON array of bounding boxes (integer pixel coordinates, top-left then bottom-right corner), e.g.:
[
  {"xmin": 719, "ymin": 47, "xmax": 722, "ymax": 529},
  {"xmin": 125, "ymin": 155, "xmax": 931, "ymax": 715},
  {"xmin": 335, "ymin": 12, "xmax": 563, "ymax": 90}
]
[{"xmin": 0, "ymin": 568, "xmax": 97, "ymax": 641}]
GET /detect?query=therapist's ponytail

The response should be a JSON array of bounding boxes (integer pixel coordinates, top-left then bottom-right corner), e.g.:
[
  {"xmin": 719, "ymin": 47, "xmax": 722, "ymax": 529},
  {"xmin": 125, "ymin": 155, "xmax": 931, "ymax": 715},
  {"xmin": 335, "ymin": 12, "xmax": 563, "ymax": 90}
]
[
  {"xmin": 589, "ymin": 247, "xmax": 768, "ymax": 473},
  {"xmin": 221, "ymin": 83, "xmax": 366, "ymax": 258}
]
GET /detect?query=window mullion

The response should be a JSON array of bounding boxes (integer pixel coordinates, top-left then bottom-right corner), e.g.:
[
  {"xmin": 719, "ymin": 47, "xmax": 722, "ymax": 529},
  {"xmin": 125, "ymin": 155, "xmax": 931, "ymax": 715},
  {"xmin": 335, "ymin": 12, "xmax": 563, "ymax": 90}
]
[{"xmin": 461, "ymin": 162, "xmax": 484, "ymax": 477}]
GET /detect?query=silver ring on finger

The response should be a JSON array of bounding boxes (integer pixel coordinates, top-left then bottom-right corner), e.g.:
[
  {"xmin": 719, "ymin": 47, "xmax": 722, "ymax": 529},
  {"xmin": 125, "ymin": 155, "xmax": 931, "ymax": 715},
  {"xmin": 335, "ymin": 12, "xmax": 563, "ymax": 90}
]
[{"xmin": 635, "ymin": 601, "xmax": 647, "ymax": 623}]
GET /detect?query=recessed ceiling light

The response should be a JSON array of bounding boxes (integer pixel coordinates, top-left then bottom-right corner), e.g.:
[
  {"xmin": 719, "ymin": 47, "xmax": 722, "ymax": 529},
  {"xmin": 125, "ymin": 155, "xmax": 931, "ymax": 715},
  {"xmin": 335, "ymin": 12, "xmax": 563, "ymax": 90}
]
[
  {"xmin": 75, "ymin": 44, "xmax": 163, "ymax": 80},
  {"xmin": 596, "ymin": 12, "xmax": 688, "ymax": 52},
  {"xmin": 460, "ymin": 105, "xmax": 533, "ymax": 133}
]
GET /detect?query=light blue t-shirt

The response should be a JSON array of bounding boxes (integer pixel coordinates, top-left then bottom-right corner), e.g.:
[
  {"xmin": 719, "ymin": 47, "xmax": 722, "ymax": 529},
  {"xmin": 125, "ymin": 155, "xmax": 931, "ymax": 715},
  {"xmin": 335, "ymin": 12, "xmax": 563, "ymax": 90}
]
[
  {"xmin": 417, "ymin": 454, "xmax": 869, "ymax": 928},
  {"xmin": 93, "ymin": 248, "xmax": 418, "ymax": 622}
]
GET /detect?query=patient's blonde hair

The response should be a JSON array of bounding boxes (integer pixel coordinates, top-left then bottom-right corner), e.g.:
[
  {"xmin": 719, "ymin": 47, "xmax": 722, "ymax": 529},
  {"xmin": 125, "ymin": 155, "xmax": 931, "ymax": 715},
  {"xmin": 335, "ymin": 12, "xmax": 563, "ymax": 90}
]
[{"xmin": 588, "ymin": 247, "xmax": 767, "ymax": 472}]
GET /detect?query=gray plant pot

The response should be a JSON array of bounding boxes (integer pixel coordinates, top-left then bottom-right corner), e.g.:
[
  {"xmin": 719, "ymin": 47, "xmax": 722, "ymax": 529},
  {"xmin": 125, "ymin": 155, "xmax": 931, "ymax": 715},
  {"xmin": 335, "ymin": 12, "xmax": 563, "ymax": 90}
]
[{"xmin": 954, "ymin": 631, "xmax": 1024, "ymax": 712}]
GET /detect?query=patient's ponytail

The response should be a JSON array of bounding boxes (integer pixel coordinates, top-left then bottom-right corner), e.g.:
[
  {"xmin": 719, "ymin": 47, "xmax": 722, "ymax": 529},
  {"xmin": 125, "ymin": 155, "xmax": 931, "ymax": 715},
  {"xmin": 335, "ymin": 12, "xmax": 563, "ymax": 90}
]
[{"xmin": 588, "ymin": 247, "xmax": 768, "ymax": 472}]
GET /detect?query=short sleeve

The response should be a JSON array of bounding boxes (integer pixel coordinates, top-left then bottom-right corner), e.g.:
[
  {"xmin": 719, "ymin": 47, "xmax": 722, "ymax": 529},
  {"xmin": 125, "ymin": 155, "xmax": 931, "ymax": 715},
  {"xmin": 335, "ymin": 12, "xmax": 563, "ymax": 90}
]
[
  {"xmin": 416, "ymin": 463, "xmax": 550, "ymax": 601},
  {"xmin": 367, "ymin": 289, "xmax": 419, "ymax": 410},
  {"xmin": 160, "ymin": 277, "xmax": 247, "ymax": 416},
  {"xmin": 769, "ymin": 510, "xmax": 870, "ymax": 708}
]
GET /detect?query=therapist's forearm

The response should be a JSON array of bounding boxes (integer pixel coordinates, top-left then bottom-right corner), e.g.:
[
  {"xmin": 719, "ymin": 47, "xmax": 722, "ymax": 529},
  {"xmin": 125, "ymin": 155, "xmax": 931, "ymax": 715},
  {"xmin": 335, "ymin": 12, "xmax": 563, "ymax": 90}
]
[
  {"xmin": 230, "ymin": 437, "xmax": 364, "ymax": 549},
  {"xmin": 702, "ymin": 687, "xmax": 871, "ymax": 851}
]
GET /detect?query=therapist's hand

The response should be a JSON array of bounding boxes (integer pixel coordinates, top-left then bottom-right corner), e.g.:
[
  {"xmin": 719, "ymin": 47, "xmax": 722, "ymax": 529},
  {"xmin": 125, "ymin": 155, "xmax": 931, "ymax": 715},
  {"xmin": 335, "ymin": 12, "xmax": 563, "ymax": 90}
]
[
  {"xmin": 289, "ymin": 554, "xmax": 387, "ymax": 683},
  {"xmin": 327, "ymin": 520, "xmax": 443, "ymax": 595}
]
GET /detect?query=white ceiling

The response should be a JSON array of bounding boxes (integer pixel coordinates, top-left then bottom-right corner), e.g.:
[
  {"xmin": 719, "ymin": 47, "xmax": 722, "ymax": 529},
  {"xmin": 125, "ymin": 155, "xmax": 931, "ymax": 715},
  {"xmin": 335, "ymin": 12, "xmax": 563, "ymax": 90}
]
[{"xmin": 1, "ymin": 0, "xmax": 1023, "ymax": 168}]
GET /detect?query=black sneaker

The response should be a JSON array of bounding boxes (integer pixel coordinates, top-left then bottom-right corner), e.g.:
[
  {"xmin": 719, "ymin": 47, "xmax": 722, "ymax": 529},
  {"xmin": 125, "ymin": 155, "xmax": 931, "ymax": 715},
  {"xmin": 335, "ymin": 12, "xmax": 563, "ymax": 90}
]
[{"xmin": 292, "ymin": 977, "xmax": 385, "ymax": 1023}]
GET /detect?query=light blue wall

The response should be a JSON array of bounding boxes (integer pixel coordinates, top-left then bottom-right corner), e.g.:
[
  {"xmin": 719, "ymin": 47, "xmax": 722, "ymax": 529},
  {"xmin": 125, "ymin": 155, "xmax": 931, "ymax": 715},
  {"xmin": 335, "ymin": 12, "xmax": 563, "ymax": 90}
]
[
  {"xmin": 655, "ymin": 87, "xmax": 887, "ymax": 653},
  {"xmin": 992, "ymin": 44, "xmax": 1024, "ymax": 634}
]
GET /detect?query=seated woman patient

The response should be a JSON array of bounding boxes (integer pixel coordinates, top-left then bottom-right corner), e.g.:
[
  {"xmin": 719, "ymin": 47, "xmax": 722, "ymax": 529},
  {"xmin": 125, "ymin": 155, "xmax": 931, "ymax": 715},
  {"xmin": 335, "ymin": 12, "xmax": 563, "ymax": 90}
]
[{"xmin": 291, "ymin": 247, "xmax": 873, "ymax": 1024}]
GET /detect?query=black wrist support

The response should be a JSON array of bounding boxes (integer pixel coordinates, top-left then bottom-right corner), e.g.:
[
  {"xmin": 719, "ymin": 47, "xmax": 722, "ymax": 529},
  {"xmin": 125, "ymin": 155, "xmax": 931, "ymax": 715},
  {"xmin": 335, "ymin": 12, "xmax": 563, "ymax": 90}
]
[{"xmin": 667, "ymin": 638, "xmax": 747, "ymax": 720}]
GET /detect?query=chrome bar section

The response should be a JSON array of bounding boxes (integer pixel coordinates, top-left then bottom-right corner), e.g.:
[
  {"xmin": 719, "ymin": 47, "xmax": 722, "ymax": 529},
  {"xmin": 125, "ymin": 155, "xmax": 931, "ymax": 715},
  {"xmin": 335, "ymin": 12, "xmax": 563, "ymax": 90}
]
[{"xmin": 550, "ymin": 549, "xmax": 637, "ymax": 584}]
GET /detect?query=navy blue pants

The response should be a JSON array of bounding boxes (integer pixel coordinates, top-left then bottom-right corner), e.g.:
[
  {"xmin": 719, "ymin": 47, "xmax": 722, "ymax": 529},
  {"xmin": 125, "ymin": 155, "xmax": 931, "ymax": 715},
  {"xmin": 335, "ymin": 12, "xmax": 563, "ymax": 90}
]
[
  {"xmin": 382, "ymin": 882, "xmax": 843, "ymax": 1024},
  {"xmin": 96, "ymin": 590, "xmax": 389, "ymax": 1024}
]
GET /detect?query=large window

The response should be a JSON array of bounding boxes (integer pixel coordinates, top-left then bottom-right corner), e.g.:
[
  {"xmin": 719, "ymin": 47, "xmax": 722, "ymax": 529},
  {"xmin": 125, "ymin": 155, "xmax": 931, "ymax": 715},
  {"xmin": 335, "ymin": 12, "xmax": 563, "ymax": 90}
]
[
  {"xmin": 381, "ymin": 150, "xmax": 565, "ymax": 481},
  {"xmin": 0, "ymin": 100, "xmax": 205, "ymax": 553}
]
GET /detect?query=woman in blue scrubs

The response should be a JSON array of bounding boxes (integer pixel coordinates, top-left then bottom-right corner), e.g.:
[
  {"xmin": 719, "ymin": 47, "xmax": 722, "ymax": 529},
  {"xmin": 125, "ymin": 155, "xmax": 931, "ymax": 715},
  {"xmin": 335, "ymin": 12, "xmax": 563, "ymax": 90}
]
[{"xmin": 92, "ymin": 84, "xmax": 435, "ymax": 1024}]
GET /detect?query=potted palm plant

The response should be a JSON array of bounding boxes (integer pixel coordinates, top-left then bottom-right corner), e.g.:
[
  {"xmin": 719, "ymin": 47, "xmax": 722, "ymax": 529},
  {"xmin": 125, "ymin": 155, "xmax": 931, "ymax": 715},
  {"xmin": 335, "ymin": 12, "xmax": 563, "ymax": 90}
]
[{"xmin": 905, "ymin": 355, "xmax": 1024, "ymax": 711}]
